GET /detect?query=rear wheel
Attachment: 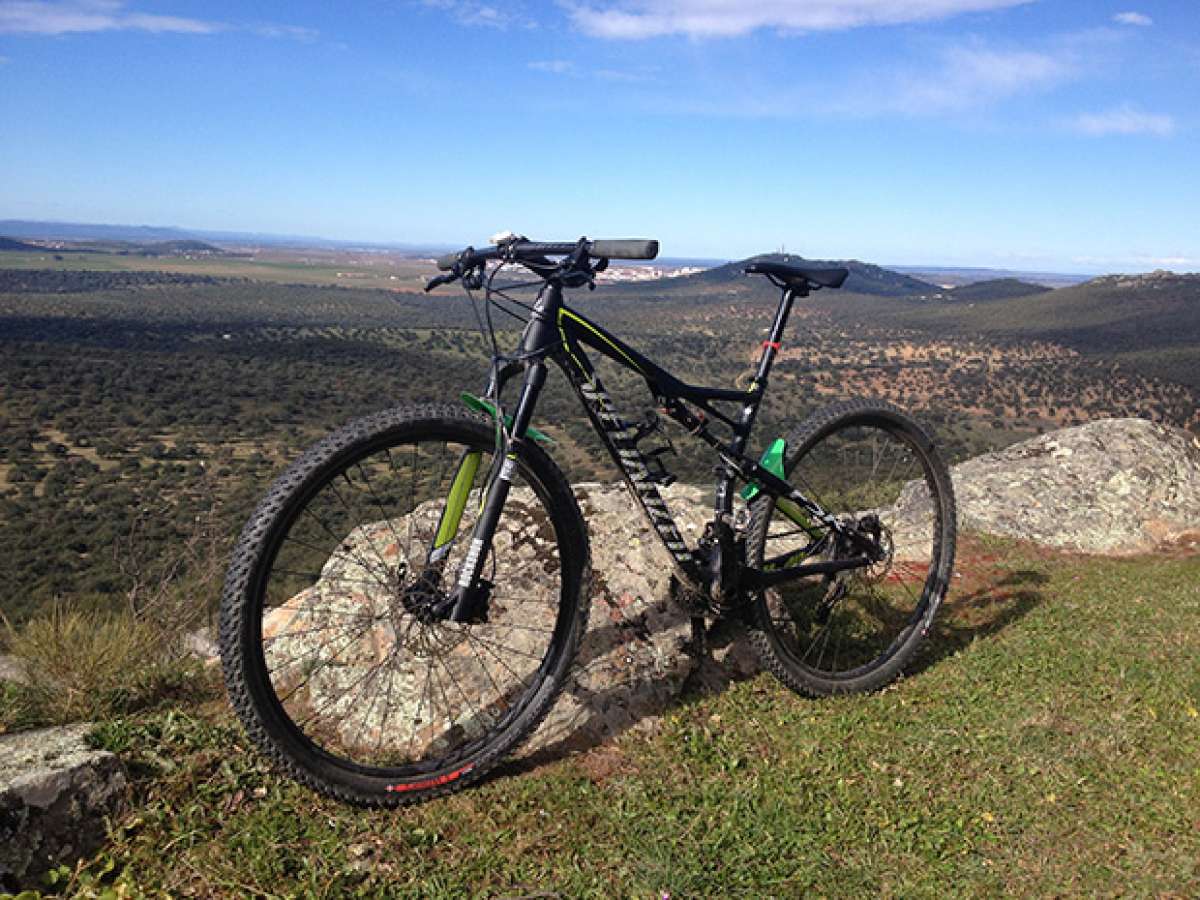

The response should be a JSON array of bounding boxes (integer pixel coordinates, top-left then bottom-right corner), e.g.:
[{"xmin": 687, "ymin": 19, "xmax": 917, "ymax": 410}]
[
  {"xmin": 745, "ymin": 399, "xmax": 956, "ymax": 696},
  {"xmin": 219, "ymin": 405, "xmax": 589, "ymax": 805}
]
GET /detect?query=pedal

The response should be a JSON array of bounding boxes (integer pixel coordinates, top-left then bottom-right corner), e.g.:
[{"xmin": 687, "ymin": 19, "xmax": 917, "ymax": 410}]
[
  {"xmin": 644, "ymin": 447, "xmax": 677, "ymax": 486},
  {"xmin": 632, "ymin": 410, "xmax": 678, "ymax": 486},
  {"xmin": 631, "ymin": 409, "xmax": 662, "ymax": 443}
]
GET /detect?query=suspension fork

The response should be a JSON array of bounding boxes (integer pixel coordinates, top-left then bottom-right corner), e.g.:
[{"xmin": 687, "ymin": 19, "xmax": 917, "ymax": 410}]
[{"xmin": 442, "ymin": 359, "xmax": 548, "ymax": 622}]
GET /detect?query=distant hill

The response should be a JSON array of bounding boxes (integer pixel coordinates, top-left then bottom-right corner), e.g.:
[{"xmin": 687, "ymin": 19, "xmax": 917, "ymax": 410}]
[
  {"xmin": 894, "ymin": 271, "xmax": 1199, "ymax": 335},
  {"xmin": 891, "ymin": 265, "xmax": 1091, "ymax": 289},
  {"xmin": 604, "ymin": 252, "xmax": 939, "ymax": 302},
  {"xmin": 943, "ymin": 278, "xmax": 1051, "ymax": 302},
  {"xmin": 697, "ymin": 254, "xmax": 940, "ymax": 297},
  {"xmin": 0, "ymin": 219, "xmax": 452, "ymax": 254},
  {"xmin": 824, "ymin": 270, "xmax": 1200, "ymax": 392},
  {"xmin": 138, "ymin": 240, "xmax": 226, "ymax": 256},
  {"xmin": 0, "ymin": 221, "xmax": 207, "ymax": 243},
  {"xmin": 1, "ymin": 233, "xmax": 227, "ymax": 257}
]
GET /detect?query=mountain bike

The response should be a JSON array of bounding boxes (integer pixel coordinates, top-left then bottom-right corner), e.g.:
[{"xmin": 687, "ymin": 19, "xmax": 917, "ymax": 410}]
[{"xmin": 220, "ymin": 235, "xmax": 957, "ymax": 806}]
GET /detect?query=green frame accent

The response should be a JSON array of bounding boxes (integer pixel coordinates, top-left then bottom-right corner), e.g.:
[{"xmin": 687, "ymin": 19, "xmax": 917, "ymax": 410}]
[
  {"xmin": 740, "ymin": 438, "xmax": 822, "ymax": 540},
  {"xmin": 461, "ymin": 392, "xmax": 553, "ymax": 444},
  {"xmin": 740, "ymin": 438, "xmax": 787, "ymax": 501},
  {"xmin": 774, "ymin": 497, "xmax": 824, "ymax": 541}
]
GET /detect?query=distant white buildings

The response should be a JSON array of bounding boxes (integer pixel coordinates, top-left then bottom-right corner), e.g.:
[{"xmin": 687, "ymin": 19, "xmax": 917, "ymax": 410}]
[{"xmin": 595, "ymin": 265, "xmax": 706, "ymax": 283}]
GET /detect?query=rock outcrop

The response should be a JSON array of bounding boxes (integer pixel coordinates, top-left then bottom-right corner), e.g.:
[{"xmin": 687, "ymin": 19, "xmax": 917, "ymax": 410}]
[
  {"xmin": 897, "ymin": 418, "xmax": 1200, "ymax": 554},
  {"xmin": 530, "ymin": 482, "xmax": 757, "ymax": 756},
  {"xmin": 0, "ymin": 724, "xmax": 126, "ymax": 891},
  {"xmin": 242, "ymin": 417, "xmax": 1200, "ymax": 762},
  {"xmin": 2, "ymin": 417, "xmax": 1194, "ymax": 887}
]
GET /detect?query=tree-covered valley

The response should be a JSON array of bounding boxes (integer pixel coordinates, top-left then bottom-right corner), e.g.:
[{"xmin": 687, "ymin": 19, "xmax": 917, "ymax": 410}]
[{"xmin": 1, "ymin": 257, "xmax": 1197, "ymax": 625}]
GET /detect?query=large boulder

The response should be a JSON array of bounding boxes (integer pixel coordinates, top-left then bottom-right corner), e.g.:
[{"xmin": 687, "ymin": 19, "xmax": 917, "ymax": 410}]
[
  {"xmin": 0, "ymin": 724, "xmax": 126, "ymax": 891},
  {"xmin": 896, "ymin": 418, "xmax": 1200, "ymax": 554},
  {"xmin": 258, "ymin": 482, "xmax": 756, "ymax": 763},
  {"xmin": 532, "ymin": 482, "xmax": 756, "ymax": 756}
]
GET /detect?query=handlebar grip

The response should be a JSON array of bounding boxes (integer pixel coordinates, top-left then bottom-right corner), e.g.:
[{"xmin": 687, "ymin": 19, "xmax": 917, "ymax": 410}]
[
  {"xmin": 590, "ymin": 239, "xmax": 659, "ymax": 261},
  {"xmin": 435, "ymin": 251, "xmax": 461, "ymax": 271}
]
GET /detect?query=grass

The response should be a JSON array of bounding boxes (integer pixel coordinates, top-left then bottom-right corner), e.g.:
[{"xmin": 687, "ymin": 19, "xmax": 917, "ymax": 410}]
[{"xmin": 5, "ymin": 541, "xmax": 1199, "ymax": 898}]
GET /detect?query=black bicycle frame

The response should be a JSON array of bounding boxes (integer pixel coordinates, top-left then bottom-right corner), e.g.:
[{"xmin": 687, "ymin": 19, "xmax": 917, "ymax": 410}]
[{"xmin": 444, "ymin": 278, "xmax": 862, "ymax": 620}]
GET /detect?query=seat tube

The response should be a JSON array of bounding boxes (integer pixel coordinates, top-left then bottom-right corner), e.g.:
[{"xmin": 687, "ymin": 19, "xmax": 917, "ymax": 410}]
[
  {"xmin": 730, "ymin": 287, "xmax": 800, "ymax": 456},
  {"xmin": 711, "ymin": 286, "xmax": 799, "ymax": 603}
]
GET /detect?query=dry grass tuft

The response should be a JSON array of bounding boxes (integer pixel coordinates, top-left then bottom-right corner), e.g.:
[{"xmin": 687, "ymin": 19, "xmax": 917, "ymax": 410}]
[{"xmin": 1, "ymin": 604, "xmax": 206, "ymax": 725}]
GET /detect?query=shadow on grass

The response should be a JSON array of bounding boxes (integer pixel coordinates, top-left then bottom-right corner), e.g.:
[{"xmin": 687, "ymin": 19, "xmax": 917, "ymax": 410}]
[
  {"xmin": 908, "ymin": 567, "xmax": 1048, "ymax": 677},
  {"xmin": 502, "ymin": 567, "xmax": 1048, "ymax": 776}
]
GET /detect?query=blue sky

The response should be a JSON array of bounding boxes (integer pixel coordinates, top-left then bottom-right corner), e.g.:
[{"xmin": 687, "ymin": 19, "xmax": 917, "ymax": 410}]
[{"xmin": 1, "ymin": 1, "xmax": 1197, "ymax": 271}]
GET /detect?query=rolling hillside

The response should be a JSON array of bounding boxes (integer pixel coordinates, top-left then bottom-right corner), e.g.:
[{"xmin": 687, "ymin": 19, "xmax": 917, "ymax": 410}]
[
  {"xmin": 0, "ymin": 237, "xmax": 49, "ymax": 252},
  {"xmin": 809, "ymin": 270, "xmax": 1200, "ymax": 392},
  {"xmin": 942, "ymin": 278, "xmax": 1050, "ymax": 302}
]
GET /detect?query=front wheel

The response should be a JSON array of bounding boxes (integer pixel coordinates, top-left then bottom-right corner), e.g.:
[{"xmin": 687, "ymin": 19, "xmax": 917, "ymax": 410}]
[
  {"xmin": 745, "ymin": 399, "xmax": 956, "ymax": 696},
  {"xmin": 219, "ymin": 405, "xmax": 590, "ymax": 806}
]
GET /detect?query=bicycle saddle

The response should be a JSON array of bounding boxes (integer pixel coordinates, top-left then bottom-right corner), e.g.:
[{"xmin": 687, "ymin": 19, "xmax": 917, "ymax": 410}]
[{"xmin": 745, "ymin": 260, "xmax": 849, "ymax": 290}]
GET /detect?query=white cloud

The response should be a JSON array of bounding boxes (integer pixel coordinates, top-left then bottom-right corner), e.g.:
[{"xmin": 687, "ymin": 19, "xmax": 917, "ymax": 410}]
[
  {"xmin": 1113, "ymin": 11, "xmax": 1152, "ymax": 27},
  {"xmin": 565, "ymin": 0, "xmax": 1034, "ymax": 39},
  {"xmin": 0, "ymin": 1, "xmax": 319, "ymax": 40},
  {"xmin": 422, "ymin": 0, "xmax": 530, "ymax": 29},
  {"xmin": 252, "ymin": 24, "xmax": 319, "ymax": 42},
  {"xmin": 886, "ymin": 43, "xmax": 1073, "ymax": 114},
  {"xmin": 528, "ymin": 59, "xmax": 575, "ymax": 74},
  {"xmin": 594, "ymin": 67, "xmax": 653, "ymax": 82},
  {"xmin": 1069, "ymin": 104, "xmax": 1175, "ymax": 137},
  {"xmin": 0, "ymin": 0, "xmax": 221, "ymax": 34}
]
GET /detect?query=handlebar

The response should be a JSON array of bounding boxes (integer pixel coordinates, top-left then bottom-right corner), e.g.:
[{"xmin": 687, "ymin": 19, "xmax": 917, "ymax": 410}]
[
  {"xmin": 434, "ymin": 237, "xmax": 658, "ymax": 272},
  {"xmin": 425, "ymin": 235, "xmax": 659, "ymax": 293}
]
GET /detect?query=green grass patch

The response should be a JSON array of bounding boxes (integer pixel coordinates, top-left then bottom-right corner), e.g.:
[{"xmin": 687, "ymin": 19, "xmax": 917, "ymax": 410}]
[{"xmin": 14, "ymin": 545, "xmax": 1194, "ymax": 897}]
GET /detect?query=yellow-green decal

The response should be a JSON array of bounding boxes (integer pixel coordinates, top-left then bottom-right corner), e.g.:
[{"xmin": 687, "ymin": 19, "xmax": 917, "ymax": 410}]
[
  {"xmin": 558, "ymin": 308, "xmax": 645, "ymax": 376},
  {"xmin": 433, "ymin": 451, "xmax": 482, "ymax": 549},
  {"xmin": 774, "ymin": 497, "xmax": 824, "ymax": 540}
]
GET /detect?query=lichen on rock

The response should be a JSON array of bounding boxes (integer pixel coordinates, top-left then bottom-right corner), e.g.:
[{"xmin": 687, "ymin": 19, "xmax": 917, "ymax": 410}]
[
  {"xmin": 0, "ymin": 724, "xmax": 126, "ymax": 891},
  {"xmin": 895, "ymin": 418, "xmax": 1200, "ymax": 554}
]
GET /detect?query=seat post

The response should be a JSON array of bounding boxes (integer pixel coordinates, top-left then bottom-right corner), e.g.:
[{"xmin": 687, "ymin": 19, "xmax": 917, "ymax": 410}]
[
  {"xmin": 727, "ymin": 284, "xmax": 802, "ymax": 461},
  {"xmin": 754, "ymin": 285, "xmax": 802, "ymax": 387}
]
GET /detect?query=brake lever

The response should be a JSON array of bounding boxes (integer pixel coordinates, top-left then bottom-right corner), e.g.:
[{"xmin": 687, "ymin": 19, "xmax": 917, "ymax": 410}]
[{"xmin": 424, "ymin": 271, "xmax": 458, "ymax": 293}]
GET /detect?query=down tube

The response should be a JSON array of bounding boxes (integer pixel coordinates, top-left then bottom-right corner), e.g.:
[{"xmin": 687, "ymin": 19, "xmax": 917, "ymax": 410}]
[{"xmin": 554, "ymin": 351, "xmax": 705, "ymax": 589}]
